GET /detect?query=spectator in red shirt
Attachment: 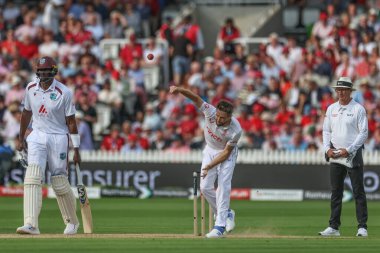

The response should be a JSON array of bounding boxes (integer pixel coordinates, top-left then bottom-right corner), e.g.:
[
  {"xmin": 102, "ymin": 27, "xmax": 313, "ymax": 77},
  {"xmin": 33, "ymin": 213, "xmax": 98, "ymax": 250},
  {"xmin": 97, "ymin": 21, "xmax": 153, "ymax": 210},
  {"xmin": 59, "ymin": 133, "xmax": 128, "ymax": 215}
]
[
  {"xmin": 179, "ymin": 115, "xmax": 198, "ymax": 137},
  {"xmin": 275, "ymin": 103, "xmax": 294, "ymax": 125},
  {"xmin": 18, "ymin": 35, "xmax": 38, "ymax": 60},
  {"xmin": 300, "ymin": 108, "xmax": 319, "ymax": 128},
  {"xmin": 65, "ymin": 19, "xmax": 93, "ymax": 44},
  {"xmin": 159, "ymin": 16, "xmax": 173, "ymax": 45},
  {"xmin": 179, "ymin": 104, "xmax": 199, "ymax": 137},
  {"xmin": 0, "ymin": 30, "xmax": 21, "ymax": 56},
  {"xmin": 356, "ymin": 51, "xmax": 371, "ymax": 78},
  {"xmin": 119, "ymin": 34, "xmax": 143, "ymax": 68},
  {"xmin": 236, "ymin": 106, "xmax": 251, "ymax": 132},
  {"xmin": 217, "ymin": 17, "xmax": 240, "ymax": 55},
  {"xmin": 101, "ymin": 125, "xmax": 125, "ymax": 151},
  {"xmin": 130, "ymin": 126, "xmax": 150, "ymax": 150},
  {"xmin": 320, "ymin": 89, "xmax": 334, "ymax": 112},
  {"xmin": 279, "ymin": 70, "xmax": 292, "ymax": 97},
  {"xmin": 337, "ymin": 13, "xmax": 350, "ymax": 37},
  {"xmin": 184, "ymin": 15, "xmax": 202, "ymax": 48},
  {"xmin": 249, "ymin": 103, "xmax": 265, "ymax": 133},
  {"xmin": 138, "ymin": 127, "xmax": 151, "ymax": 150},
  {"xmin": 324, "ymin": 47, "xmax": 338, "ymax": 72}
]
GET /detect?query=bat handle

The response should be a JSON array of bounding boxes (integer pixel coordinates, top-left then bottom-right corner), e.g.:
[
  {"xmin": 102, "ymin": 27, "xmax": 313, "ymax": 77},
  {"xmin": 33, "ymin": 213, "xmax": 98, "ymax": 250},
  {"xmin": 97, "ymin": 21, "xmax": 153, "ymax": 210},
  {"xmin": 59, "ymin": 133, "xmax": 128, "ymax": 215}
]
[{"xmin": 75, "ymin": 164, "xmax": 84, "ymax": 185}]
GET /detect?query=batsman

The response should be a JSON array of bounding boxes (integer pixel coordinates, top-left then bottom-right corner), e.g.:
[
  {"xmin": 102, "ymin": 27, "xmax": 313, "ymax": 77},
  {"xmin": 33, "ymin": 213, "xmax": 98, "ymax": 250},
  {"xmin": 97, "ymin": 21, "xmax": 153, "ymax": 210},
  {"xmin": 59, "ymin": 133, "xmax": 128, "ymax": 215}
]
[
  {"xmin": 16, "ymin": 56, "xmax": 81, "ymax": 235},
  {"xmin": 170, "ymin": 86, "xmax": 242, "ymax": 238}
]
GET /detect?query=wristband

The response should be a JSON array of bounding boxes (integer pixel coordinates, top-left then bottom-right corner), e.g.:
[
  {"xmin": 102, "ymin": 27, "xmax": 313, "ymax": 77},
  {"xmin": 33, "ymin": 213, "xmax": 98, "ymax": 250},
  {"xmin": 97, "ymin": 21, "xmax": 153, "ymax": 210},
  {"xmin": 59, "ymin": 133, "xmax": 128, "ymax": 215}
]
[{"xmin": 70, "ymin": 134, "xmax": 80, "ymax": 148}]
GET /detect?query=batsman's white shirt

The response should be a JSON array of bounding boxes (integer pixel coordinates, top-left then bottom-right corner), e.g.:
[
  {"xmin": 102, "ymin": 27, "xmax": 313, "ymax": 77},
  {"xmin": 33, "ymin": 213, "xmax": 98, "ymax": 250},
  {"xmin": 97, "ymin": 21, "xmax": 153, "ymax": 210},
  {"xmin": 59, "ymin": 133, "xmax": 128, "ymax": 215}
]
[
  {"xmin": 323, "ymin": 99, "xmax": 368, "ymax": 154},
  {"xmin": 23, "ymin": 80, "xmax": 76, "ymax": 176},
  {"xmin": 24, "ymin": 79, "xmax": 76, "ymax": 134},
  {"xmin": 199, "ymin": 102, "xmax": 242, "ymax": 228}
]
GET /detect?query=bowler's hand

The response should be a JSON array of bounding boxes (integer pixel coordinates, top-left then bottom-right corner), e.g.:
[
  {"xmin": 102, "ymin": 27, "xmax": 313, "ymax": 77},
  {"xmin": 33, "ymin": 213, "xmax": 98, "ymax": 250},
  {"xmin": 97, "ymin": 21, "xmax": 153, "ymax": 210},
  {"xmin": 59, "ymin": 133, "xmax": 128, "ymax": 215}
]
[
  {"xmin": 169, "ymin": 86, "xmax": 180, "ymax": 94},
  {"xmin": 201, "ymin": 169, "xmax": 208, "ymax": 178},
  {"xmin": 201, "ymin": 165, "xmax": 212, "ymax": 178},
  {"xmin": 73, "ymin": 149, "xmax": 81, "ymax": 165}
]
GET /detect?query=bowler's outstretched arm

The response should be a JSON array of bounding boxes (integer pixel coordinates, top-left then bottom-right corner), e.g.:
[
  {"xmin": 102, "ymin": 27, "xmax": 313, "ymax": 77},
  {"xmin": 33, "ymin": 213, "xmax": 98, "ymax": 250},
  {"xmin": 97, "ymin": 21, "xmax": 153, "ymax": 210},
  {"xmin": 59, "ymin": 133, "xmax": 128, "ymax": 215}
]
[{"xmin": 169, "ymin": 86, "xmax": 203, "ymax": 108}]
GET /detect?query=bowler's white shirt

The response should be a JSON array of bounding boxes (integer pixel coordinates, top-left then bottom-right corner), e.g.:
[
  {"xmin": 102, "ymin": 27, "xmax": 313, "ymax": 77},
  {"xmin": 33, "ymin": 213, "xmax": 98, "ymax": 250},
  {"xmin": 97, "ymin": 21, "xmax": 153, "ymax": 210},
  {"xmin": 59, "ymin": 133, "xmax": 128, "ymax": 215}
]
[
  {"xmin": 200, "ymin": 102, "xmax": 242, "ymax": 150},
  {"xmin": 323, "ymin": 99, "xmax": 368, "ymax": 154},
  {"xmin": 23, "ymin": 79, "xmax": 76, "ymax": 134}
]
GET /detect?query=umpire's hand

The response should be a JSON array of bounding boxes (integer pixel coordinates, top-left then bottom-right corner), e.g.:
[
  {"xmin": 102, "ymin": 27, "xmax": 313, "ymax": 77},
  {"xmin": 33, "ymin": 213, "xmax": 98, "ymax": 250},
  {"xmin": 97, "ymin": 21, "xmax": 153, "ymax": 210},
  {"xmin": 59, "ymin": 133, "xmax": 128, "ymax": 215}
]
[
  {"xmin": 337, "ymin": 148, "xmax": 349, "ymax": 158},
  {"xmin": 327, "ymin": 149, "xmax": 340, "ymax": 158}
]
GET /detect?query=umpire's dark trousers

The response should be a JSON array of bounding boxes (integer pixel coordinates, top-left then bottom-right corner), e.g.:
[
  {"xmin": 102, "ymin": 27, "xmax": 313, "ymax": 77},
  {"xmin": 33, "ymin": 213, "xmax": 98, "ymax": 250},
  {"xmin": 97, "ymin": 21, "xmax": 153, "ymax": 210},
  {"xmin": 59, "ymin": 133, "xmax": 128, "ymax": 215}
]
[{"xmin": 329, "ymin": 163, "xmax": 368, "ymax": 229}]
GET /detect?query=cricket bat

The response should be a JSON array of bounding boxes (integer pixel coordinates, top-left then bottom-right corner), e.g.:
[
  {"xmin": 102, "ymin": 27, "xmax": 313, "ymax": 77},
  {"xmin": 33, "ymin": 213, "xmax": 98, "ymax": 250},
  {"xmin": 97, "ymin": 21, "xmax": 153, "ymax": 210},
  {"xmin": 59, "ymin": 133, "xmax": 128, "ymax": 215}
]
[{"xmin": 75, "ymin": 164, "xmax": 93, "ymax": 234}]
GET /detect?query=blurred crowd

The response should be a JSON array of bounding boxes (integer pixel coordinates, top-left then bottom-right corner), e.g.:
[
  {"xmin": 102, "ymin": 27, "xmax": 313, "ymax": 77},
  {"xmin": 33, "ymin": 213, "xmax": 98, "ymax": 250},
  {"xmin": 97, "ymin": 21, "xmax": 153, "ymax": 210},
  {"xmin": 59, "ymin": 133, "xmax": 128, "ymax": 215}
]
[{"xmin": 1, "ymin": 0, "xmax": 380, "ymax": 154}]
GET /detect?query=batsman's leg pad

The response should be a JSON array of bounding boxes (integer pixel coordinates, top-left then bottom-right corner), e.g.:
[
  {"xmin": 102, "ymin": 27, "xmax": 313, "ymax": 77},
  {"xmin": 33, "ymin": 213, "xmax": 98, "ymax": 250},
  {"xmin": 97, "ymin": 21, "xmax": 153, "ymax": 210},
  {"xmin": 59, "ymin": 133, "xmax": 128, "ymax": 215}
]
[
  {"xmin": 51, "ymin": 175, "xmax": 79, "ymax": 225},
  {"xmin": 24, "ymin": 164, "xmax": 43, "ymax": 228}
]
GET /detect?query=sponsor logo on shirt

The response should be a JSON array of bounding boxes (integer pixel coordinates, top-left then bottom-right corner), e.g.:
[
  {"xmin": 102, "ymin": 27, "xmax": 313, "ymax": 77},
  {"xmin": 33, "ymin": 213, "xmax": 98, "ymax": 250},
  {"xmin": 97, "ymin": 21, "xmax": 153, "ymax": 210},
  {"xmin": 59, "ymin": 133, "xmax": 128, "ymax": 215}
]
[
  {"xmin": 206, "ymin": 126, "xmax": 222, "ymax": 142},
  {"xmin": 38, "ymin": 105, "xmax": 48, "ymax": 115},
  {"xmin": 347, "ymin": 114, "xmax": 354, "ymax": 117}
]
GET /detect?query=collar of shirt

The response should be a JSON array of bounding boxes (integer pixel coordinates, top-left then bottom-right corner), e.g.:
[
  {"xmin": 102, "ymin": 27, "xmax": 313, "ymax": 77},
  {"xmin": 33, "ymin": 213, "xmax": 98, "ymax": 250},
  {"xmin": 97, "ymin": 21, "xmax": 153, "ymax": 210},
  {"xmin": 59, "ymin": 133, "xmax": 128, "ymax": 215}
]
[
  {"xmin": 36, "ymin": 79, "xmax": 56, "ymax": 93},
  {"xmin": 338, "ymin": 98, "xmax": 354, "ymax": 112}
]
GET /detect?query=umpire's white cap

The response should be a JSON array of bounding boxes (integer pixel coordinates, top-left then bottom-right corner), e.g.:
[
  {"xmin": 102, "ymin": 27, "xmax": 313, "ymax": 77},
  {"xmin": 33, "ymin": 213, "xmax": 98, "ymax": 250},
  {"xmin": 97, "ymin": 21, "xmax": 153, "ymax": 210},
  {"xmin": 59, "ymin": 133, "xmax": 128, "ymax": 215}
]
[{"xmin": 331, "ymin": 77, "xmax": 356, "ymax": 91}]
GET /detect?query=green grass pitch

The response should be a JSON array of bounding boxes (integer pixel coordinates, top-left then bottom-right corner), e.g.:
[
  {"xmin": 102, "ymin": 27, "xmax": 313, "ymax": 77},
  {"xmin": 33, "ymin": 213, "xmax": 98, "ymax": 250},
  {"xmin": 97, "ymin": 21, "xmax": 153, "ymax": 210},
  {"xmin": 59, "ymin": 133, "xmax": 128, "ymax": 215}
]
[{"xmin": 0, "ymin": 197, "xmax": 379, "ymax": 253}]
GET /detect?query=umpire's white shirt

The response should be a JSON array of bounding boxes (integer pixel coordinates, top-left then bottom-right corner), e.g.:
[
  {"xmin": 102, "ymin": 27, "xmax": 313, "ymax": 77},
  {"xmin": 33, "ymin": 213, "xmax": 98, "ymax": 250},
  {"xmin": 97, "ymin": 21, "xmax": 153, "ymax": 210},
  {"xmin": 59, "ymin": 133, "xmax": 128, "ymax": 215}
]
[
  {"xmin": 24, "ymin": 79, "xmax": 76, "ymax": 134},
  {"xmin": 323, "ymin": 99, "xmax": 368, "ymax": 154},
  {"xmin": 200, "ymin": 102, "xmax": 242, "ymax": 150}
]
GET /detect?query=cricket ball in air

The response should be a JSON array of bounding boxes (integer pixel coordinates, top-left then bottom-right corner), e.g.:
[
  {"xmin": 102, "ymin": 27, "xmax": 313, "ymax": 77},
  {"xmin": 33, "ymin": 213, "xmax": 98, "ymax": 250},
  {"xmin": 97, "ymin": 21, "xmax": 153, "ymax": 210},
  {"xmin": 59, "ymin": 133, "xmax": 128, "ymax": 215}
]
[{"xmin": 147, "ymin": 53, "xmax": 154, "ymax": 60}]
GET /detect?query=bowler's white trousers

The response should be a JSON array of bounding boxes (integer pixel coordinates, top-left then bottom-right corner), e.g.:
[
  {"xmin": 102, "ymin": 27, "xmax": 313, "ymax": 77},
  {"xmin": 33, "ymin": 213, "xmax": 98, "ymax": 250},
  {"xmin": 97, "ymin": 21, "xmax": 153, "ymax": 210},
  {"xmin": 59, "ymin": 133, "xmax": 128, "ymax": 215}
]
[
  {"xmin": 200, "ymin": 144, "xmax": 238, "ymax": 227},
  {"xmin": 27, "ymin": 129, "xmax": 69, "ymax": 176}
]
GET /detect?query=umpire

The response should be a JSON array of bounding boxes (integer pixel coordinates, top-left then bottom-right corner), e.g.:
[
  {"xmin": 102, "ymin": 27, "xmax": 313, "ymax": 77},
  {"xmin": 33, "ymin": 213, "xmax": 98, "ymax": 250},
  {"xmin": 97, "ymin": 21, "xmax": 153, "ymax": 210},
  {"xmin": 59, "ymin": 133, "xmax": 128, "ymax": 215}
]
[{"xmin": 319, "ymin": 77, "xmax": 368, "ymax": 237}]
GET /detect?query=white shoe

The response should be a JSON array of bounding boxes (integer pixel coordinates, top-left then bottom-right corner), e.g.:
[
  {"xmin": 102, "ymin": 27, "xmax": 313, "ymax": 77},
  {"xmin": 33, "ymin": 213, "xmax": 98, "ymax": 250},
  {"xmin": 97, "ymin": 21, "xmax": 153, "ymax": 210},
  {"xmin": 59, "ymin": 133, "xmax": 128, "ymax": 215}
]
[
  {"xmin": 206, "ymin": 227, "xmax": 225, "ymax": 238},
  {"xmin": 318, "ymin": 227, "xmax": 340, "ymax": 236},
  {"xmin": 16, "ymin": 224, "xmax": 40, "ymax": 235},
  {"xmin": 64, "ymin": 223, "xmax": 80, "ymax": 235},
  {"xmin": 226, "ymin": 209, "xmax": 235, "ymax": 233},
  {"xmin": 356, "ymin": 228, "xmax": 368, "ymax": 237}
]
